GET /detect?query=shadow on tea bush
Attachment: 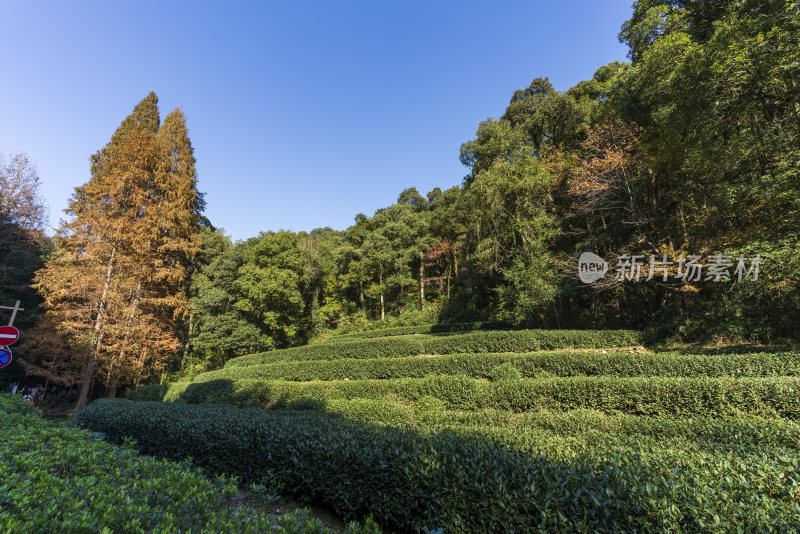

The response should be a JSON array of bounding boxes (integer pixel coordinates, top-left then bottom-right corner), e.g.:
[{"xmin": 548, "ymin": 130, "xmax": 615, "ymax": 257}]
[{"xmin": 78, "ymin": 399, "xmax": 800, "ymax": 533}]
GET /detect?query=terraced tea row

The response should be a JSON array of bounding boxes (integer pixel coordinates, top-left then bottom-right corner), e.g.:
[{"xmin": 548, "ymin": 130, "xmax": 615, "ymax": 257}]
[
  {"xmin": 79, "ymin": 399, "xmax": 800, "ymax": 533},
  {"xmin": 127, "ymin": 390, "xmax": 800, "ymax": 449},
  {"xmin": 118, "ymin": 326, "xmax": 800, "ymax": 532},
  {"xmin": 225, "ymin": 329, "xmax": 644, "ymax": 366},
  {"xmin": 0, "ymin": 395, "xmax": 369, "ymax": 533},
  {"xmin": 326, "ymin": 321, "xmax": 511, "ymax": 339},
  {"xmin": 194, "ymin": 350, "xmax": 800, "ymax": 382},
  {"xmin": 131, "ymin": 375, "xmax": 800, "ymax": 419}
]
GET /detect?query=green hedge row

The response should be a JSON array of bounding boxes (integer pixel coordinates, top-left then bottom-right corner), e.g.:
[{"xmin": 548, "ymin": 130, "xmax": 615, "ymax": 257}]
[
  {"xmin": 296, "ymin": 402, "xmax": 800, "ymax": 453},
  {"xmin": 428, "ymin": 409, "xmax": 800, "ymax": 452},
  {"xmin": 0, "ymin": 395, "xmax": 375, "ymax": 533},
  {"xmin": 78, "ymin": 399, "xmax": 800, "ymax": 532},
  {"xmin": 328, "ymin": 321, "xmax": 512, "ymax": 340},
  {"xmin": 124, "ymin": 385, "xmax": 800, "ymax": 451},
  {"xmin": 129, "ymin": 375, "xmax": 800, "ymax": 418},
  {"xmin": 283, "ymin": 397, "xmax": 415, "ymax": 427},
  {"xmin": 226, "ymin": 329, "xmax": 644, "ymax": 367},
  {"xmin": 192, "ymin": 350, "xmax": 800, "ymax": 383},
  {"xmin": 294, "ymin": 399, "xmax": 800, "ymax": 452}
]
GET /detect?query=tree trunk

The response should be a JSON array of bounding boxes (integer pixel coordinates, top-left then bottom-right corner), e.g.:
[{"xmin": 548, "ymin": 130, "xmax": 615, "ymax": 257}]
[
  {"xmin": 679, "ymin": 205, "xmax": 689, "ymax": 245},
  {"xmin": 105, "ymin": 280, "xmax": 143, "ymax": 393},
  {"xmin": 553, "ymin": 301, "xmax": 561, "ymax": 329},
  {"xmin": 419, "ymin": 255, "xmax": 426, "ymax": 311},
  {"xmin": 379, "ymin": 267, "xmax": 385, "ymax": 322},
  {"xmin": 180, "ymin": 312, "xmax": 194, "ymax": 372},
  {"xmin": 74, "ymin": 246, "xmax": 115, "ymax": 413},
  {"xmin": 446, "ymin": 263, "xmax": 451, "ymax": 299},
  {"xmin": 133, "ymin": 349, "xmax": 148, "ymax": 390}
]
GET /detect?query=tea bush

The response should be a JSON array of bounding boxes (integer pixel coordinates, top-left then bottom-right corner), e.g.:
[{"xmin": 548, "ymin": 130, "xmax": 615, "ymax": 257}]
[
  {"xmin": 285, "ymin": 397, "xmax": 414, "ymax": 427},
  {"xmin": 122, "ymin": 391, "xmax": 800, "ymax": 450},
  {"xmin": 225, "ymin": 329, "xmax": 644, "ymax": 367},
  {"xmin": 181, "ymin": 350, "xmax": 800, "ymax": 384},
  {"xmin": 466, "ymin": 409, "xmax": 800, "ymax": 451},
  {"xmin": 330, "ymin": 321, "xmax": 511, "ymax": 339},
  {"xmin": 487, "ymin": 362, "xmax": 523, "ymax": 381},
  {"xmin": 0, "ymin": 394, "xmax": 377, "ymax": 533},
  {"xmin": 130, "ymin": 375, "xmax": 800, "ymax": 418},
  {"xmin": 78, "ymin": 399, "xmax": 800, "ymax": 533},
  {"xmin": 208, "ymin": 351, "xmax": 800, "ymax": 382}
]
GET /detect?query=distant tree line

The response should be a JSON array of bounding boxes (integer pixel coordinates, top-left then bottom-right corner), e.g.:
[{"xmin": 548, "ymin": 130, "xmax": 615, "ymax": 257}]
[
  {"xmin": 183, "ymin": 0, "xmax": 800, "ymax": 369},
  {"xmin": 3, "ymin": 0, "xmax": 799, "ymax": 396}
]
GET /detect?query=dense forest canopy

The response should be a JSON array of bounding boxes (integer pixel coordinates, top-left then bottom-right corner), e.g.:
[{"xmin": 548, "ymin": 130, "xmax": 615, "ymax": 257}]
[{"xmin": 4, "ymin": 0, "xmax": 799, "ymax": 390}]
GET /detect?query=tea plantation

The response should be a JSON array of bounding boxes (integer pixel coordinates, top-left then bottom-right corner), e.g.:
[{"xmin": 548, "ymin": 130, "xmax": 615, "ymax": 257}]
[
  {"xmin": 0, "ymin": 394, "xmax": 379, "ymax": 533},
  {"xmin": 79, "ymin": 327, "xmax": 800, "ymax": 532}
]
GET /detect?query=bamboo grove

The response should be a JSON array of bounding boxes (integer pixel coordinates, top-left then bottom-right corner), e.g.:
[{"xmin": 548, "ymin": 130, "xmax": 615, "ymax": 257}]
[{"xmin": 5, "ymin": 0, "xmax": 800, "ymax": 396}]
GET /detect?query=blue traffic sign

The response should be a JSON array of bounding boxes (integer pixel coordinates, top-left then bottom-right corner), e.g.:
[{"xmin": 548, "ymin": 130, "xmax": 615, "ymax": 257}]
[{"xmin": 0, "ymin": 347, "xmax": 11, "ymax": 369}]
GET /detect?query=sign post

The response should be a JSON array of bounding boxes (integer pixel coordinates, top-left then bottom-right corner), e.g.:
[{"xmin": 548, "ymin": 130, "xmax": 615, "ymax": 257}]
[
  {"xmin": 0, "ymin": 300, "xmax": 23, "ymax": 370},
  {"xmin": 0, "ymin": 300, "xmax": 24, "ymax": 327}
]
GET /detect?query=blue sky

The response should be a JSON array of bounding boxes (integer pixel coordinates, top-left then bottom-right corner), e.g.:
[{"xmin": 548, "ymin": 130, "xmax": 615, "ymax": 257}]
[{"xmin": 0, "ymin": 1, "xmax": 631, "ymax": 241}]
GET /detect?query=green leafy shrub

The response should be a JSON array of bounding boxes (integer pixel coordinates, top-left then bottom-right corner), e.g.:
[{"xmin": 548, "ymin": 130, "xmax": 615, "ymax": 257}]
[
  {"xmin": 488, "ymin": 362, "xmax": 522, "ymax": 381},
  {"xmin": 182, "ymin": 350, "xmax": 800, "ymax": 384},
  {"xmin": 414, "ymin": 395, "xmax": 446, "ymax": 414},
  {"xmin": 127, "ymin": 383, "xmax": 173, "ymax": 401},
  {"xmin": 225, "ymin": 329, "xmax": 644, "ymax": 367},
  {"xmin": 78, "ymin": 399, "xmax": 800, "ymax": 533},
  {"xmin": 484, "ymin": 376, "xmax": 800, "ymax": 417},
  {"xmin": 128, "ymin": 382, "xmax": 191, "ymax": 402},
  {"xmin": 330, "ymin": 321, "xmax": 512, "ymax": 340},
  {"xmin": 405, "ymin": 407, "xmax": 800, "ymax": 453},
  {"xmin": 130, "ymin": 375, "xmax": 800, "ymax": 419},
  {"xmin": 0, "ymin": 405, "xmax": 376, "ymax": 533},
  {"xmin": 288, "ymin": 397, "xmax": 414, "ymax": 427},
  {"xmin": 0, "ymin": 393, "xmax": 38, "ymax": 415},
  {"xmin": 413, "ymin": 395, "xmax": 447, "ymax": 425}
]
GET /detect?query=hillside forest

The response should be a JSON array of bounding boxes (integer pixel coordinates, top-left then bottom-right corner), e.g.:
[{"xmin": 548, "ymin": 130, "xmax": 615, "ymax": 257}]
[{"xmin": 1, "ymin": 0, "xmax": 798, "ymax": 402}]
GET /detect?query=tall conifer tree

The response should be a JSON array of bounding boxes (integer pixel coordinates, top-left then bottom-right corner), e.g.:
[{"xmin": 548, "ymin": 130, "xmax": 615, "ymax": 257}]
[{"xmin": 35, "ymin": 93, "xmax": 203, "ymax": 409}]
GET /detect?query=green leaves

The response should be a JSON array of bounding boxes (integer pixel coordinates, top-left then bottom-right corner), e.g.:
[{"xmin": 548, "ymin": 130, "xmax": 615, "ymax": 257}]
[
  {"xmin": 225, "ymin": 328, "xmax": 643, "ymax": 367},
  {"xmin": 133, "ymin": 373, "xmax": 800, "ymax": 420},
  {"xmin": 78, "ymin": 398, "xmax": 800, "ymax": 532},
  {"xmin": 0, "ymin": 394, "xmax": 368, "ymax": 533}
]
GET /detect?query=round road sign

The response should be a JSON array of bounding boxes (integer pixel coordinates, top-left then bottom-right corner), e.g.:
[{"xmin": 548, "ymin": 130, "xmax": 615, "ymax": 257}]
[
  {"xmin": 0, "ymin": 347, "xmax": 11, "ymax": 369},
  {"xmin": 0, "ymin": 326, "xmax": 19, "ymax": 345}
]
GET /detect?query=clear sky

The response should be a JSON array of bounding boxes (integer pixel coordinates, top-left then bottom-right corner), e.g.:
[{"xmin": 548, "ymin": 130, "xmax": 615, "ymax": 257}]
[{"xmin": 0, "ymin": 1, "xmax": 632, "ymax": 241}]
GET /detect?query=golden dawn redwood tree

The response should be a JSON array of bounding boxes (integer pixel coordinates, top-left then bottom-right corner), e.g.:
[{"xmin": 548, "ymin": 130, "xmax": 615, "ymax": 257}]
[{"xmin": 34, "ymin": 93, "xmax": 203, "ymax": 409}]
